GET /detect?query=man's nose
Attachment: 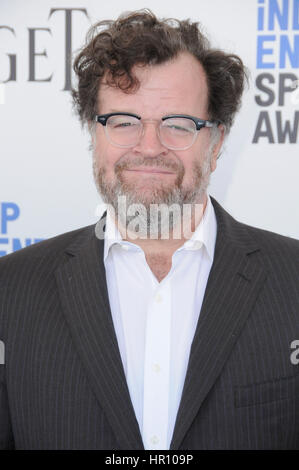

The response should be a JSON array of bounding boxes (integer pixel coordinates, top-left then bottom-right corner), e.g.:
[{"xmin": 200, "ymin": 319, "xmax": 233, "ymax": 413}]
[{"xmin": 133, "ymin": 122, "xmax": 168, "ymax": 156}]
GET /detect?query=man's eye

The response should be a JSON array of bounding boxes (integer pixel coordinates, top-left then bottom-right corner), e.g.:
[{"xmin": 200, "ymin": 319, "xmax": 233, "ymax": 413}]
[
  {"xmin": 170, "ymin": 125, "xmax": 188, "ymax": 131},
  {"xmin": 166, "ymin": 124, "xmax": 192, "ymax": 133},
  {"xmin": 117, "ymin": 122, "xmax": 133, "ymax": 127},
  {"xmin": 112, "ymin": 121, "xmax": 137, "ymax": 128}
]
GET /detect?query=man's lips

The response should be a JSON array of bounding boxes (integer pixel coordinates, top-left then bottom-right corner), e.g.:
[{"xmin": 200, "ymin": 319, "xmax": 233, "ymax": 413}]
[{"xmin": 123, "ymin": 168, "xmax": 175, "ymax": 175}]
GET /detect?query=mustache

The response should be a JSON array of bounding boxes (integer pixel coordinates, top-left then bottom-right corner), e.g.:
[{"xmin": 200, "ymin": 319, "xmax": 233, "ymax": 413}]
[{"xmin": 114, "ymin": 156, "xmax": 181, "ymax": 174}]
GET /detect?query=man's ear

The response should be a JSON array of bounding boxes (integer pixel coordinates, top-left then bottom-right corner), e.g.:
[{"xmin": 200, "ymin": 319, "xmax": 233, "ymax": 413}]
[{"xmin": 210, "ymin": 124, "xmax": 225, "ymax": 173}]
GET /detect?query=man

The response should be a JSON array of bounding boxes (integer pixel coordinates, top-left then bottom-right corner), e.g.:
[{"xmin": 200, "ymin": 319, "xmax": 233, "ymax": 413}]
[{"xmin": 0, "ymin": 10, "xmax": 298, "ymax": 450}]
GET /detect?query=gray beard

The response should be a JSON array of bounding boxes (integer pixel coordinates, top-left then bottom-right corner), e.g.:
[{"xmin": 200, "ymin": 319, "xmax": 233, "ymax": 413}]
[{"xmin": 92, "ymin": 153, "xmax": 212, "ymax": 239}]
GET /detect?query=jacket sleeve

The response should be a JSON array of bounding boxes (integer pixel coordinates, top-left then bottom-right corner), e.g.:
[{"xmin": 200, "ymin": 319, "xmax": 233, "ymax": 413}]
[
  {"xmin": 0, "ymin": 254, "xmax": 15, "ymax": 449},
  {"xmin": 0, "ymin": 364, "xmax": 15, "ymax": 449}
]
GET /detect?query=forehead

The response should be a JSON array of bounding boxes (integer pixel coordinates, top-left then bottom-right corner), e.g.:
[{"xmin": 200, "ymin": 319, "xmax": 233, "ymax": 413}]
[{"xmin": 98, "ymin": 52, "xmax": 209, "ymax": 117}]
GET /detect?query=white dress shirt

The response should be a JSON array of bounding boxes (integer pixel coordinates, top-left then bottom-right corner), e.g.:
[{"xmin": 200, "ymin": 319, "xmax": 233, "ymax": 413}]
[{"xmin": 103, "ymin": 195, "xmax": 217, "ymax": 449}]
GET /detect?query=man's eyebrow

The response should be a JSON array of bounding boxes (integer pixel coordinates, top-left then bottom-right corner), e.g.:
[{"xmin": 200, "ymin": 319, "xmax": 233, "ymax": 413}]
[
  {"xmin": 105, "ymin": 109, "xmax": 188, "ymax": 116},
  {"xmin": 106, "ymin": 109, "xmax": 140, "ymax": 115}
]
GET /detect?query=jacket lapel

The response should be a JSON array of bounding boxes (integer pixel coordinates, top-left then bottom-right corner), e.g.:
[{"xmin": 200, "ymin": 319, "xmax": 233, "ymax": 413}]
[
  {"xmin": 55, "ymin": 218, "xmax": 144, "ymax": 450},
  {"xmin": 170, "ymin": 198, "xmax": 267, "ymax": 449}
]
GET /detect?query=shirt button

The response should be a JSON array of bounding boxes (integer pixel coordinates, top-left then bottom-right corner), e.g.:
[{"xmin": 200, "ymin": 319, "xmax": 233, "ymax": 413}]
[
  {"xmin": 155, "ymin": 293, "xmax": 162, "ymax": 303},
  {"xmin": 150, "ymin": 435, "xmax": 159, "ymax": 445},
  {"xmin": 153, "ymin": 363, "xmax": 161, "ymax": 373}
]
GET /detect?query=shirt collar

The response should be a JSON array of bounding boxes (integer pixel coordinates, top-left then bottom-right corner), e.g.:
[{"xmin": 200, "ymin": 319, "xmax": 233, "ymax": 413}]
[
  {"xmin": 178, "ymin": 195, "xmax": 217, "ymax": 260},
  {"xmin": 102, "ymin": 195, "xmax": 217, "ymax": 262}
]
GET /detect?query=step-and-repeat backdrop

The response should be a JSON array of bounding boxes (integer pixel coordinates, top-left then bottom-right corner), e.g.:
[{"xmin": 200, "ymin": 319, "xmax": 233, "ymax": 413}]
[{"xmin": 1, "ymin": 0, "xmax": 298, "ymax": 256}]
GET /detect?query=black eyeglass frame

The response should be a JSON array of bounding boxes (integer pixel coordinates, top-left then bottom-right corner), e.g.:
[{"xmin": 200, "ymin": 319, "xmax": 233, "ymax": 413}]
[{"xmin": 94, "ymin": 112, "xmax": 220, "ymax": 130}]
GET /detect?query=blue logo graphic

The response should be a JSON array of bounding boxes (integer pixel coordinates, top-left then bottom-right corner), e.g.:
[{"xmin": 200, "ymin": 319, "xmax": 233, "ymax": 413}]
[
  {"xmin": 257, "ymin": 0, "xmax": 299, "ymax": 69},
  {"xmin": 0, "ymin": 202, "xmax": 44, "ymax": 257}
]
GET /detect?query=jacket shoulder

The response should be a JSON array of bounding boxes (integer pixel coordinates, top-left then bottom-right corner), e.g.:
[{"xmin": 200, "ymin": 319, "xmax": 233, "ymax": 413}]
[
  {"xmin": 0, "ymin": 224, "xmax": 95, "ymax": 271},
  {"xmin": 240, "ymin": 221, "xmax": 299, "ymax": 255},
  {"xmin": 211, "ymin": 197, "xmax": 299, "ymax": 256}
]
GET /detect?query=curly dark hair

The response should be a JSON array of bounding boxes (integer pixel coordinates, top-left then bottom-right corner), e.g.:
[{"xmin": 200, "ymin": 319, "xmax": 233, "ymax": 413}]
[{"xmin": 72, "ymin": 9, "xmax": 248, "ymax": 132}]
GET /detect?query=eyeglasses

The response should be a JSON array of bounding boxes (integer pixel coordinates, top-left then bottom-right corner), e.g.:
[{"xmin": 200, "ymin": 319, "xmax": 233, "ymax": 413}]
[{"xmin": 94, "ymin": 112, "xmax": 220, "ymax": 150}]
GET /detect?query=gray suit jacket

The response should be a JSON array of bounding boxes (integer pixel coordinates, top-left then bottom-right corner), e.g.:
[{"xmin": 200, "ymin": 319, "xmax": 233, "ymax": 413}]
[{"xmin": 0, "ymin": 198, "xmax": 298, "ymax": 449}]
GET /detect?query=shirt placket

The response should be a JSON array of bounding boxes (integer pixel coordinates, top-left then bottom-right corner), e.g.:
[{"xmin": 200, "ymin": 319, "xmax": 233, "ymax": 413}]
[{"xmin": 142, "ymin": 279, "xmax": 171, "ymax": 450}]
